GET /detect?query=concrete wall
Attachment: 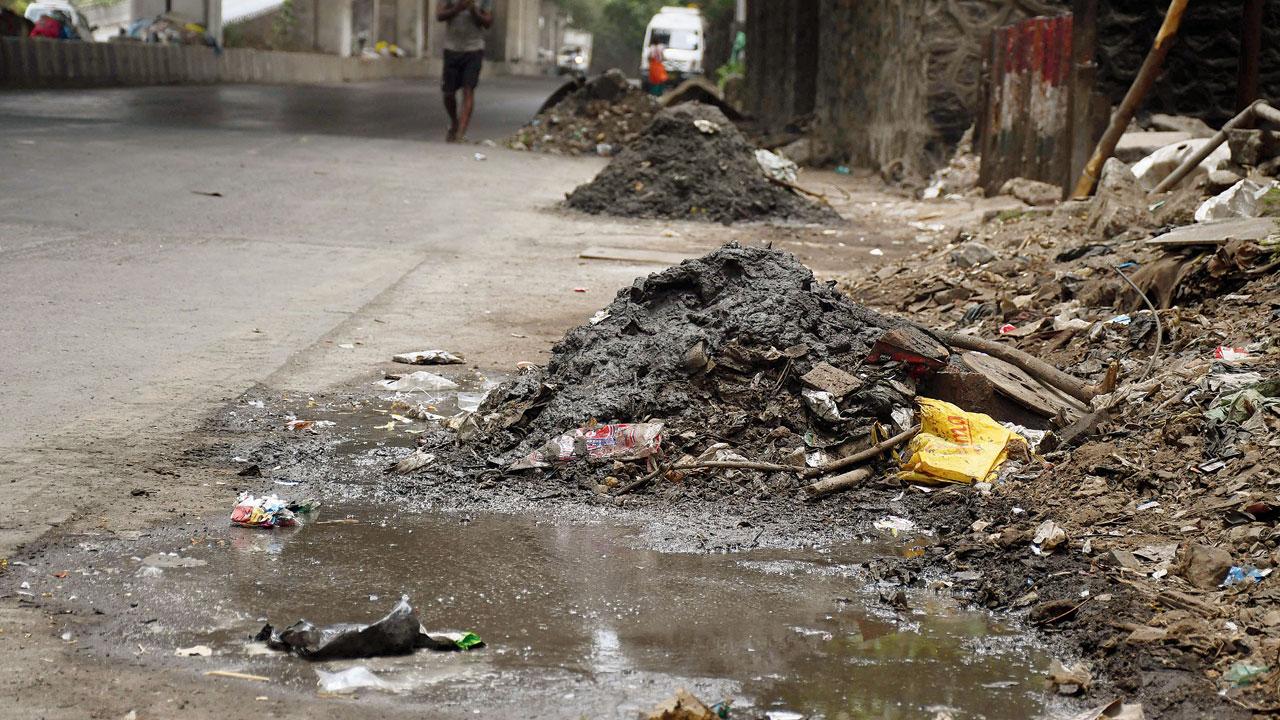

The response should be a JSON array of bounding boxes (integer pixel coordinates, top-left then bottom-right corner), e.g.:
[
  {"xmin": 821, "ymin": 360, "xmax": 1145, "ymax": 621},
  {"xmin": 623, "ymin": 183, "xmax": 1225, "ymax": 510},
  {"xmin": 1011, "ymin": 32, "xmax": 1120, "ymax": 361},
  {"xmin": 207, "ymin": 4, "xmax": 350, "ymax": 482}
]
[
  {"xmin": 0, "ymin": 36, "xmax": 439, "ymax": 87},
  {"xmin": 747, "ymin": 0, "xmax": 1064, "ymax": 176},
  {"xmin": 814, "ymin": 0, "xmax": 931, "ymax": 178}
]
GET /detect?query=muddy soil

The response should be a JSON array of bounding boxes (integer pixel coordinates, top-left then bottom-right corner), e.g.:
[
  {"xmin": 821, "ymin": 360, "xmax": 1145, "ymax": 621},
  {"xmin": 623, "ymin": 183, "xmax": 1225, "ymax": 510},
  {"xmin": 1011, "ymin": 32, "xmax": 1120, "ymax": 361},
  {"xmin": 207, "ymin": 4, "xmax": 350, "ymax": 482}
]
[
  {"xmin": 566, "ymin": 104, "xmax": 840, "ymax": 225},
  {"xmin": 0, "ymin": 383, "xmax": 1079, "ymax": 719}
]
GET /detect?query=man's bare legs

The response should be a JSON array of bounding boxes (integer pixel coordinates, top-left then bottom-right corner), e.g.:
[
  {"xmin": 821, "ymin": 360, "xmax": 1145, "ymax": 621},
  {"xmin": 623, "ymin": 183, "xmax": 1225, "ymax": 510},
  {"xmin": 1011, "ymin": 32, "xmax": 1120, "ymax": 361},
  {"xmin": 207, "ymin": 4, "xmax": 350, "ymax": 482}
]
[
  {"xmin": 457, "ymin": 87, "xmax": 476, "ymax": 142},
  {"xmin": 444, "ymin": 91, "xmax": 459, "ymax": 142}
]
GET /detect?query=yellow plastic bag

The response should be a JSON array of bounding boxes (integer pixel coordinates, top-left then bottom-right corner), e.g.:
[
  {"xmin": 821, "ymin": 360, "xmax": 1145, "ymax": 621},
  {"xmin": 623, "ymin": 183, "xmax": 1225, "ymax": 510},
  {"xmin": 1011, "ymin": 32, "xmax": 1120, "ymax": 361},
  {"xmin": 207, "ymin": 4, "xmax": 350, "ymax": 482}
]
[{"xmin": 899, "ymin": 398, "xmax": 1026, "ymax": 485}]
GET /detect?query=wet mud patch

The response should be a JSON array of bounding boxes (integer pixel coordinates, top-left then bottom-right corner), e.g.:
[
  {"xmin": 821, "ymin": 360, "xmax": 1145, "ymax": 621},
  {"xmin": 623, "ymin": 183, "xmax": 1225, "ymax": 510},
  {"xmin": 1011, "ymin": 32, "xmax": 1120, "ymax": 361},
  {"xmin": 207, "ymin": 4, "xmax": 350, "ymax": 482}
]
[{"xmin": 6, "ymin": 499, "xmax": 1068, "ymax": 719}]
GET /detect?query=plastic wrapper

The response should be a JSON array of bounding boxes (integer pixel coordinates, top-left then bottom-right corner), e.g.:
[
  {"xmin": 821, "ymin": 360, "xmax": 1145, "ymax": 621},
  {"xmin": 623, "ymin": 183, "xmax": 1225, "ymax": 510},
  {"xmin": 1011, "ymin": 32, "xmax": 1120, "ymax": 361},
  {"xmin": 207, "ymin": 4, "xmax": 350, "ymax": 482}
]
[
  {"xmin": 257, "ymin": 595, "xmax": 484, "ymax": 661},
  {"xmin": 898, "ymin": 398, "xmax": 1026, "ymax": 485},
  {"xmin": 511, "ymin": 422, "xmax": 664, "ymax": 470},
  {"xmin": 230, "ymin": 493, "xmax": 316, "ymax": 529},
  {"xmin": 379, "ymin": 371, "xmax": 459, "ymax": 392},
  {"xmin": 392, "ymin": 349, "xmax": 465, "ymax": 365}
]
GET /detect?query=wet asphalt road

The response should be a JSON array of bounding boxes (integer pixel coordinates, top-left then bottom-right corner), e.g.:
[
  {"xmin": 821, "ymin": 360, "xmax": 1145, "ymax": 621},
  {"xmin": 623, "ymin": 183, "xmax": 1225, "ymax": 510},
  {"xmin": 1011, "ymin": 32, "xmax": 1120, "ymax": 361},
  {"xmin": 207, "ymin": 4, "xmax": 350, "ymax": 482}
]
[{"xmin": 0, "ymin": 74, "xmax": 563, "ymax": 142}]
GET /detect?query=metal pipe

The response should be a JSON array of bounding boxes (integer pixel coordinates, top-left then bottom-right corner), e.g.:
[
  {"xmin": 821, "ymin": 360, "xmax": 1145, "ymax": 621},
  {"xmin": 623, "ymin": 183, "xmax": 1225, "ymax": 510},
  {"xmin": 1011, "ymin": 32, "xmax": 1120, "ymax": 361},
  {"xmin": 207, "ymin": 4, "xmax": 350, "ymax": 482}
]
[
  {"xmin": 1071, "ymin": 0, "xmax": 1190, "ymax": 198},
  {"xmin": 1256, "ymin": 102, "xmax": 1280, "ymax": 125},
  {"xmin": 1150, "ymin": 101, "xmax": 1271, "ymax": 194}
]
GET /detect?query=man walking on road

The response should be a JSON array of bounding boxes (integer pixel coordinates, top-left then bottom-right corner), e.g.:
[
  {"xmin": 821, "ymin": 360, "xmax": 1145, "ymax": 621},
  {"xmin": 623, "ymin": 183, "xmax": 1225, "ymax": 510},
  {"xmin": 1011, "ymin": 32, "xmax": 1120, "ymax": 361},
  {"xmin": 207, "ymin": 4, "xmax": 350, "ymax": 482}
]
[{"xmin": 437, "ymin": 0, "xmax": 493, "ymax": 143}]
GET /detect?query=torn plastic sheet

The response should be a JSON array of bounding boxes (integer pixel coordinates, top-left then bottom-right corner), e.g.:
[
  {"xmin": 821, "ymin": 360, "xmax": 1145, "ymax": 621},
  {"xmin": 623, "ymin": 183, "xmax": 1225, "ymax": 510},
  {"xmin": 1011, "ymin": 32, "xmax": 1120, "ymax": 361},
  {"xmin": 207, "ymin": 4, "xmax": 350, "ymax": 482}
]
[
  {"xmin": 392, "ymin": 350, "xmax": 465, "ymax": 366},
  {"xmin": 379, "ymin": 371, "xmax": 460, "ymax": 392},
  {"xmin": 256, "ymin": 596, "xmax": 484, "ymax": 661}
]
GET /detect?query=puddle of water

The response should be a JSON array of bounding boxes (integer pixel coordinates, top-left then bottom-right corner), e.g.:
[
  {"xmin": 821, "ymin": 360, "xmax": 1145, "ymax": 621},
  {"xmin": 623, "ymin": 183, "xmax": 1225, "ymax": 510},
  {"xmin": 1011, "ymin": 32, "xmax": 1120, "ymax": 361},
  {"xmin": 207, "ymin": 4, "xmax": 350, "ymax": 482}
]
[{"xmin": 157, "ymin": 507, "xmax": 1058, "ymax": 718}]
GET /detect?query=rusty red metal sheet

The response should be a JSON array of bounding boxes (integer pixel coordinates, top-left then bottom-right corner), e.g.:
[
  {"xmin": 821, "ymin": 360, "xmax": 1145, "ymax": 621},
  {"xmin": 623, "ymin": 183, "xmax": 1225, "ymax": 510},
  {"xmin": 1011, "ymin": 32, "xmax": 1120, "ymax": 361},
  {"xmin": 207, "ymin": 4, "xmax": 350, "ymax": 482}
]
[{"xmin": 978, "ymin": 13, "xmax": 1074, "ymax": 197}]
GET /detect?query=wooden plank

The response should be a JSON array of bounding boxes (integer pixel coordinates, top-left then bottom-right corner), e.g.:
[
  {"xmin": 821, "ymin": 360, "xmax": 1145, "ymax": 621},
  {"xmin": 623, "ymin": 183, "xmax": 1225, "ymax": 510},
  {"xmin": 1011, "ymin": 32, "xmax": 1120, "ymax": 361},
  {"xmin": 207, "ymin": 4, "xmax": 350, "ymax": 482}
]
[
  {"xmin": 979, "ymin": 14, "xmax": 1075, "ymax": 195},
  {"xmin": 961, "ymin": 351, "xmax": 1084, "ymax": 420},
  {"xmin": 1146, "ymin": 218, "xmax": 1278, "ymax": 247},
  {"xmin": 578, "ymin": 246, "xmax": 692, "ymax": 266}
]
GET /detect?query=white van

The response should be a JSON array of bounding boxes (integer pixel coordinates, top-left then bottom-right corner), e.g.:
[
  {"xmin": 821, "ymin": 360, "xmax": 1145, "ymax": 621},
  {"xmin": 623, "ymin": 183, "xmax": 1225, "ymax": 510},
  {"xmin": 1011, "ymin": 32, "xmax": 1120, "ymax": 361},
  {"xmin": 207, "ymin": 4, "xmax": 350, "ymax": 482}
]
[{"xmin": 639, "ymin": 6, "xmax": 706, "ymax": 89}]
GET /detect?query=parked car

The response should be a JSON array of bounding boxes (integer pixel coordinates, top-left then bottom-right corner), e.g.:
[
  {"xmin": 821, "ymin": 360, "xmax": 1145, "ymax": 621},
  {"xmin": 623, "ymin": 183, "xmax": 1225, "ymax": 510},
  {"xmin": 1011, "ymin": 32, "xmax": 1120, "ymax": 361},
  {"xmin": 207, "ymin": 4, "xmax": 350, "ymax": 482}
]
[{"xmin": 24, "ymin": 1, "xmax": 96, "ymax": 41}]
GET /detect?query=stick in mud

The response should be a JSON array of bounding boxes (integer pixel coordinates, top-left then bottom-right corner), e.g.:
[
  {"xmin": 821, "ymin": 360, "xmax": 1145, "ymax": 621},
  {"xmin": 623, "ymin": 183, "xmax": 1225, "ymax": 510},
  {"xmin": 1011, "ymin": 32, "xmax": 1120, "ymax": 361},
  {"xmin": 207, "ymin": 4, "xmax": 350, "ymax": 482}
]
[
  {"xmin": 801, "ymin": 424, "xmax": 920, "ymax": 479},
  {"xmin": 802, "ymin": 467, "xmax": 872, "ymax": 500}
]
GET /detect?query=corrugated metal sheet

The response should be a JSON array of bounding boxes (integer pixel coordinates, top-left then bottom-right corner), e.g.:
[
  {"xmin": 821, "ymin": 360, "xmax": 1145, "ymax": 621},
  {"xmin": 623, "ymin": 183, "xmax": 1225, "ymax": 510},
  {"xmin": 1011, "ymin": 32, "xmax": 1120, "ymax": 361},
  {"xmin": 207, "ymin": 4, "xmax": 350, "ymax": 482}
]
[{"xmin": 977, "ymin": 14, "xmax": 1074, "ymax": 196}]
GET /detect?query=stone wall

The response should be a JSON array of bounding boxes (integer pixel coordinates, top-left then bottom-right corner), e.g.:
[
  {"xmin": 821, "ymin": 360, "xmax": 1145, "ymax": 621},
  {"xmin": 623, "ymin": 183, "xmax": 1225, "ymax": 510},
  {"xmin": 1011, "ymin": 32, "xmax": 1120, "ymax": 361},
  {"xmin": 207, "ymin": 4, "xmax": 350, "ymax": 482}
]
[{"xmin": 1095, "ymin": 0, "xmax": 1280, "ymax": 126}]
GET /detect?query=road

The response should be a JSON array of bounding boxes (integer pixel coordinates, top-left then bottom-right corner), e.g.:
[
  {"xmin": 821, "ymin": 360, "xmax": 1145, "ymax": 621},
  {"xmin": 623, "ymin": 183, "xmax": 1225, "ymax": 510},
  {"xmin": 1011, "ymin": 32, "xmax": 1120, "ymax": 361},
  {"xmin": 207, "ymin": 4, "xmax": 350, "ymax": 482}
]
[
  {"xmin": 0, "ymin": 75, "xmax": 944, "ymax": 719},
  {"xmin": 0, "ymin": 75, "xmax": 724, "ymax": 554}
]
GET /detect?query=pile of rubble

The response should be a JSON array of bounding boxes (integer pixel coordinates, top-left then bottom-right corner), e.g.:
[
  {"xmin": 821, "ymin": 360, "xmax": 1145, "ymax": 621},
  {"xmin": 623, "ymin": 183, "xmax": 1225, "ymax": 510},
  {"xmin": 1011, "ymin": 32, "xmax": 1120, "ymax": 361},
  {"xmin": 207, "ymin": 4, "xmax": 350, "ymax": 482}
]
[
  {"xmin": 505, "ymin": 70, "xmax": 658, "ymax": 157},
  {"xmin": 440, "ymin": 244, "xmax": 920, "ymax": 495},
  {"xmin": 566, "ymin": 104, "xmax": 840, "ymax": 225}
]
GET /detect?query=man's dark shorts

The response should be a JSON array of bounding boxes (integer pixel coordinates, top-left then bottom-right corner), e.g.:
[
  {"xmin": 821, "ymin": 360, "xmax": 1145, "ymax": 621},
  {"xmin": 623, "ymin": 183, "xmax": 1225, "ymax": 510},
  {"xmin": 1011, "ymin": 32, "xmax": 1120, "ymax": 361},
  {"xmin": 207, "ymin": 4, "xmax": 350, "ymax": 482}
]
[{"xmin": 442, "ymin": 50, "xmax": 483, "ymax": 94}]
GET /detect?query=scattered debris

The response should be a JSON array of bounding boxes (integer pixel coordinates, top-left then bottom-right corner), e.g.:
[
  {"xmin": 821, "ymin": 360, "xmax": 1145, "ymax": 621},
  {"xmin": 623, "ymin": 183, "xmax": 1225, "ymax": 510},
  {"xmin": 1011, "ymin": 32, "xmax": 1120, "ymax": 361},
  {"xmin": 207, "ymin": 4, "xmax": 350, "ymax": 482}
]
[
  {"xmin": 644, "ymin": 688, "xmax": 720, "ymax": 720},
  {"xmin": 1045, "ymin": 659, "xmax": 1092, "ymax": 696},
  {"xmin": 511, "ymin": 422, "xmax": 664, "ymax": 470},
  {"xmin": 379, "ymin": 371, "xmax": 459, "ymax": 392},
  {"xmin": 392, "ymin": 350, "xmax": 464, "ymax": 366},
  {"xmin": 230, "ymin": 493, "xmax": 316, "ymax": 529},
  {"xmin": 175, "ymin": 644, "xmax": 213, "ymax": 657}
]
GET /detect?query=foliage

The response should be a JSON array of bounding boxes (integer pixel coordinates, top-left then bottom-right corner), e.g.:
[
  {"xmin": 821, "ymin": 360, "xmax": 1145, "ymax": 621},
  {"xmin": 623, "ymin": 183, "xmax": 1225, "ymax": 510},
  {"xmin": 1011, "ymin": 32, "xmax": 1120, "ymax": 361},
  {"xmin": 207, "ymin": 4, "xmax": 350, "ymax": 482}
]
[{"xmin": 270, "ymin": 0, "xmax": 296, "ymax": 49}]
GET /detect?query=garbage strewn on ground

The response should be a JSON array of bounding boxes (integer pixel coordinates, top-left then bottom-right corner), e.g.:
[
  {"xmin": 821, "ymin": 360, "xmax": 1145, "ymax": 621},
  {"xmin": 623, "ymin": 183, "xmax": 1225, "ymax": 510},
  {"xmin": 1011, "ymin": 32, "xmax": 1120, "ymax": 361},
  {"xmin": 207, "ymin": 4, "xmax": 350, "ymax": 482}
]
[
  {"xmin": 230, "ymin": 493, "xmax": 316, "ymax": 529},
  {"xmin": 392, "ymin": 349, "xmax": 465, "ymax": 366},
  {"xmin": 511, "ymin": 422, "xmax": 664, "ymax": 470},
  {"xmin": 379, "ymin": 371, "xmax": 459, "ymax": 392},
  {"xmin": 256, "ymin": 596, "xmax": 482, "ymax": 661},
  {"xmin": 835, "ymin": 105, "xmax": 1280, "ymax": 715}
]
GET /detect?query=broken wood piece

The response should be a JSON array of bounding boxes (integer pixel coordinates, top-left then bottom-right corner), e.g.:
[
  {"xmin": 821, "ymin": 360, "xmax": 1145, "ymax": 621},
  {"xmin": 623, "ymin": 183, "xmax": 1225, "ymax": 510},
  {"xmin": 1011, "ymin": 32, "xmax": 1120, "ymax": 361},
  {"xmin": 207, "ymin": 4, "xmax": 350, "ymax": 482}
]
[
  {"xmin": 1145, "ymin": 217, "xmax": 1277, "ymax": 247},
  {"xmin": 1040, "ymin": 409, "xmax": 1110, "ymax": 452},
  {"xmin": 961, "ymin": 352, "xmax": 1087, "ymax": 418},
  {"xmin": 935, "ymin": 329, "xmax": 1101, "ymax": 404},
  {"xmin": 204, "ymin": 670, "xmax": 270, "ymax": 682},
  {"xmin": 578, "ymin": 246, "xmax": 691, "ymax": 266},
  {"xmin": 803, "ymin": 467, "xmax": 872, "ymax": 499},
  {"xmin": 1072, "ymin": 0, "xmax": 1189, "ymax": 197},
  {"xmin": 868, "ymin": 327, "xmax": 951, "ymax": 373},
  {"xmin": 799, "ymin": 361, "xmax": 862, "ymax": 398},
  {"xmin": 802, "ymin": 424, "xmax": 921, "ymax": 479},
  {"xmin": 1151, "ymin": 100, "xmax": 1277, "ymax": 194}
]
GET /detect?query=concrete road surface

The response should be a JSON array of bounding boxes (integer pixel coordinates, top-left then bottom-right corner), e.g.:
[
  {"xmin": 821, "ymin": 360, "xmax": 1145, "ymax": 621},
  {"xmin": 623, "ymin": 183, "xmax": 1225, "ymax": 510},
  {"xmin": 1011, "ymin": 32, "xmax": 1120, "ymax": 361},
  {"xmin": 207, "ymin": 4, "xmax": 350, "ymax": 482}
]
[{"xmin": 0, "ymin": 75, "xmax": 719, "ymax": 554}]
